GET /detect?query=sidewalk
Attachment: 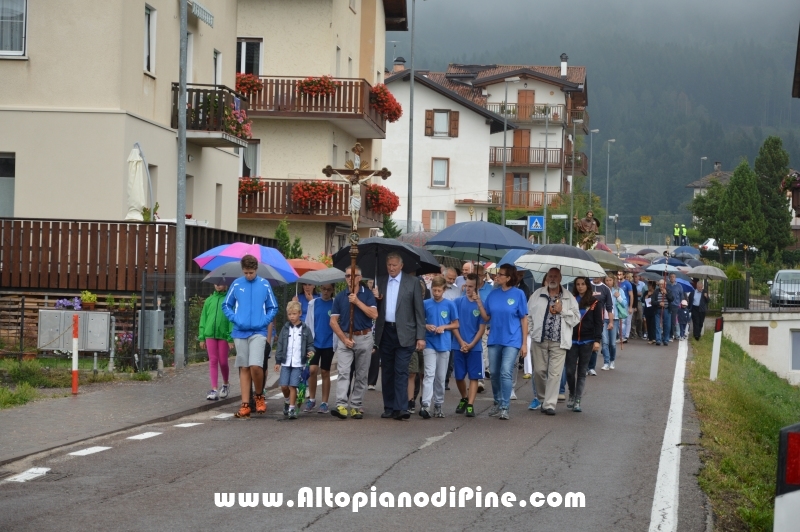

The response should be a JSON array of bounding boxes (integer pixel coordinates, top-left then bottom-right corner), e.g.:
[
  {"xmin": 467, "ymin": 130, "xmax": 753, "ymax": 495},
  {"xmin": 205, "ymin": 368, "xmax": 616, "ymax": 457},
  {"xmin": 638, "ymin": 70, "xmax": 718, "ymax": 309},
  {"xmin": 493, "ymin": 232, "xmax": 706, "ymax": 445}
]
[{"xmin": 0, "ymin": 360, "xmax": 279, "ymax": 465}]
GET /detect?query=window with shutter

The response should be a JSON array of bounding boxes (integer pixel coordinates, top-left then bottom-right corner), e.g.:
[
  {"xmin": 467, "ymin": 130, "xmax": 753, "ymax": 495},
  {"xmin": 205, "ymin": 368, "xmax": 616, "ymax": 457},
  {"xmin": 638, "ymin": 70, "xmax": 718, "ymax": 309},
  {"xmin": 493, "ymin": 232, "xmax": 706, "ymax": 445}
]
[
  {"xmin": 433, "ymin": 111, "xmax": 449, "ymax": 136},
  {"xmin": 446, "ymin": 211, "xmax": 456, "ymax": 227},
  {"xmin": 430, "ymin": 211, "xmax": 447, "ymax": 231},
  {"xmin": 424, "ymin": 110, "xmax": 434, "ymax": 136},
  {"xmin": 448, "ymin": 111, "xmax": 459, "ymax": 137},
  {"xmin": 422, "ymin": 210, "xmax": 431, "ymax": 231}
]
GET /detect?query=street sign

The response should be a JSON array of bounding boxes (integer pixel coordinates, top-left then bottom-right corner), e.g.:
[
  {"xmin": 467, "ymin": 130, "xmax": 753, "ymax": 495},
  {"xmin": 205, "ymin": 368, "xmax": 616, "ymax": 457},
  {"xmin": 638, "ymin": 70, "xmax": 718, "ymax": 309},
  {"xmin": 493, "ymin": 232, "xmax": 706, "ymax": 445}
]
[
  {"xmin": 723, "ymin": 243, "xmax": 749, "ymax": 251},
  {"xmin": 551, "ymin": 214, "xmax": 568, "ymax": 220},
  {"xmin": 505, "ymin": 220, "xmax": 526, "ymax": 226},
  {"xmin": 640, "ymin": 223, "xmax": 652, "ymax": 227},
  {"xmin": 527, "ymin": 215, "xmax": 544, "ymax": 232},
  {"xmin": 640, "ymin": 215, "xmax": 652, "ymax": 224}
]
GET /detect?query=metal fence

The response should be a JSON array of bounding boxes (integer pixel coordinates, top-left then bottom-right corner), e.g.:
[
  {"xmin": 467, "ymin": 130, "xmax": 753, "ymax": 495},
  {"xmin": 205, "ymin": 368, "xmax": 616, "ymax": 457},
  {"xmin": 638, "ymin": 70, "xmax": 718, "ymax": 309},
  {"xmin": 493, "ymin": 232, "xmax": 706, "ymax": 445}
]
[
  {"xmin": 706, "ymin": 273, "xmax": 800, "ymax": 312},
  {"xmin": 611, "ymin": 229, "xmax": 670, "ymax": 247}
]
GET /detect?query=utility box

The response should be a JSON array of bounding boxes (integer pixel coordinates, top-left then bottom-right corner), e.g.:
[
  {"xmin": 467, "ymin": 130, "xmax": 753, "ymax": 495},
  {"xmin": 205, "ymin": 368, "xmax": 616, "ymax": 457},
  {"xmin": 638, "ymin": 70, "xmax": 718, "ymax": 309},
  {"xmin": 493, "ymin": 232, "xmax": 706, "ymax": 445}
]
[
  {"xmin": 137, "ymin": 310, "xmax": 164, "ymax": 350},
  {"xmin": 37, "ymin": 310, "xmax": 110, "ymax": 352}
]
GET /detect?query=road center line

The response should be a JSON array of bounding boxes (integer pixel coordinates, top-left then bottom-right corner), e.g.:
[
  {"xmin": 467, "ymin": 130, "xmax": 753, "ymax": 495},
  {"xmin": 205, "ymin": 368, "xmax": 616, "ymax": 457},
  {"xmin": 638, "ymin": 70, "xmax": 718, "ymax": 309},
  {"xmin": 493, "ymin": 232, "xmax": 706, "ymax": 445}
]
[
  {"xmin": 69, "ymin": 446, "xmax": 111, "ymax": 456},
  {"xmin": 269, "ymin": 374, "xmax": 339, "ymax": 400},
  {"xmin": 419, "ymin": 432, "xmax": 452, "ymax": 450},
  {"xmin": 6, "ymin": 467, "xmax": 50, "ymax": 482},
  {"xmin": 174, "ymin": 423, "xmax": 203, "ymax": 428},
  {"xmin": 648, "ymin": 339, "xmax": 688, "ymax": 532},
  {"xmin": 127, "ymin": 432, "xmax": 162, "ymax": 440}
]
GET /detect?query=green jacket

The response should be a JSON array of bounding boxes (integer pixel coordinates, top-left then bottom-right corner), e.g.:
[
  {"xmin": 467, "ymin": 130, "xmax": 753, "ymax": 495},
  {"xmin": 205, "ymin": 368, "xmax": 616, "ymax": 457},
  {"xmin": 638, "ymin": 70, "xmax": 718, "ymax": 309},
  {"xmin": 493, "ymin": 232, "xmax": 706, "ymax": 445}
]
[{"xmin": 198, "ymin": 290, "xmax": 233, "ymax": 341}]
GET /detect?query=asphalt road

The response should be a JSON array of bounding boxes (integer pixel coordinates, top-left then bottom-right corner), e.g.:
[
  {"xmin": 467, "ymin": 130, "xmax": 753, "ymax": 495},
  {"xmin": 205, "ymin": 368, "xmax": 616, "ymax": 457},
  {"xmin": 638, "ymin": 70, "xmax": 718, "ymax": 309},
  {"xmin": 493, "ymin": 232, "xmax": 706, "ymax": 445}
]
[{"xmin": 0, "ymin": 340, "xmax": 708, "ymax": 532}]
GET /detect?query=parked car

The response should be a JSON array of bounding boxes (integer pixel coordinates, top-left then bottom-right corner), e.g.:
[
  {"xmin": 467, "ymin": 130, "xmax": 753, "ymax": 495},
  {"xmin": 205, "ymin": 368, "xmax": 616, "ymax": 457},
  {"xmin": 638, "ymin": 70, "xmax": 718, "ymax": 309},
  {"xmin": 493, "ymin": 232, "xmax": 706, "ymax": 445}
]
[
  {"xmin": 768, "ymin": 270, "xmax": 800, "ymax": 307},
  {"xmin": 700, "ymin": 238, "xmax": 718, "ymax": 252}
]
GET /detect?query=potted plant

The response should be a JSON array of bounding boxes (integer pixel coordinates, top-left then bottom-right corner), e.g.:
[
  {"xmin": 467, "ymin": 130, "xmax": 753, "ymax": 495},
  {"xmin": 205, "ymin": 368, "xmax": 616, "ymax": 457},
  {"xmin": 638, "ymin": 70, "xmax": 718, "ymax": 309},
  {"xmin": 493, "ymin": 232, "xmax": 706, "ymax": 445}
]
[
  {"xmin": 238, "ymin": 176, "xmax": 265, "ymax": 199},
  {"xmin": 235, "ymin": 73, "xmax": 263, "ymax": 97},
  {"xmin": 81, "ymin": 290, "xmax": 97, "ymax": 310},
  {"xmin": 291, "ymin": 180, "xmax": 338, "ymax": 210},
  {"xmin": 369, "ymin": 84, "xmax": 403, "ymax": 123},
  {"xmin": 296, "ymin": 75, "xmax": 341, "ymax": 98},
  {"xmin": 55, "ymin": 297, "xmax": 82, "ymax": 310},
  {"xmin": 223, "ymin": 104, "xmax": 252, "ymax": 139},
  {"xmin": 365, "ymin": 184, "xmax": 400, "ymax": 216},
  {"xmin": 105, "ymin": 293, "xmax": 116, "ymax": 311}
]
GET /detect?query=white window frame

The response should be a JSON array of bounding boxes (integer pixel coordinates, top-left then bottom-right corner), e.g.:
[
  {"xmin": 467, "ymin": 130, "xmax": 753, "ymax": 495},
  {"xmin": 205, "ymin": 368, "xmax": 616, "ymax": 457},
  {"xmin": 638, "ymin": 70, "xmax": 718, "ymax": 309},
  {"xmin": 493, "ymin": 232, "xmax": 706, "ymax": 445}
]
[
  {"xmin": 186, "ymin": 32, "xmax": 193, "ymax": 82},
  {"xmin": 239, "ymin": 142, "xmax": 260, "ymax": 177},
  {"xmin": 236, "ymin": 39, "xmax": 262, "ymax": 75},
  {"xmin": 144, "ymin": 5, "xmax": 156, "ymax": 73},
  {"xmin": 349, "ymin": 0, "xmax": 357, "ymax": 14},
  {"xmin": 430, "ymin": 211, "xmax": 447, "ymax": 231},
  {"xmin": 433, "ymin": 110, "xmax": 450, "ymax": 137},
  {"xmin": 0, "ymin": 0, "xmax": 27, "ymax": 56},
  {"xmin": 213, "ymin": 49, "xmax": 222, "ymax": 86},
  {"xmin": 431, "ymin": 158, "xmax": 449, "ymax": 188}
]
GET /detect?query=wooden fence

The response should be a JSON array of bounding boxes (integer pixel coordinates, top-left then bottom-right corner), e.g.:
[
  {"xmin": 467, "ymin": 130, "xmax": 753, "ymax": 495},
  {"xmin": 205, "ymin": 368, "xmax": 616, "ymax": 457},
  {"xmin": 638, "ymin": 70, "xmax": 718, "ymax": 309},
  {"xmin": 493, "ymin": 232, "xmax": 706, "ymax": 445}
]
[{"xmin": 0, "ymin": 219, "xmax": 277, "ymax": 292}]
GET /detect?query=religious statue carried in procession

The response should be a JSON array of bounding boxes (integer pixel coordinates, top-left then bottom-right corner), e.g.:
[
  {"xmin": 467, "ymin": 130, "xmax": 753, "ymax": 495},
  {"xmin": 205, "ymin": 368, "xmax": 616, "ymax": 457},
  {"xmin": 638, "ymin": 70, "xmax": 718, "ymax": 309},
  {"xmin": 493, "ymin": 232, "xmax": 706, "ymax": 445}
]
[{"xmin": 573, "ymin": 210, "xmax": 600, "ymax": 250}]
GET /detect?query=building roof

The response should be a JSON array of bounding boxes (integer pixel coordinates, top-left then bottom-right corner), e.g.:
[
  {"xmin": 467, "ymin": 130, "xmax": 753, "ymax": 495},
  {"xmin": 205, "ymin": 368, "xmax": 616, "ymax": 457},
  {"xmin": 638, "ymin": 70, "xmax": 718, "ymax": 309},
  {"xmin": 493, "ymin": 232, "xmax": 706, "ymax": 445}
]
[
  {"xmin": 685, "ymin": 171, "xmax": 733, "ymax": 189},
  {"xmin": 446, "ymin": 64, "xmax": 587, "ymax": 87},
  {"xmin": 383, "ymin": 0, "xmax": 408, "ymax": 31},
  {"xmin": 385, "ymin": 70, "xmax": 514, "ymax": 133}
]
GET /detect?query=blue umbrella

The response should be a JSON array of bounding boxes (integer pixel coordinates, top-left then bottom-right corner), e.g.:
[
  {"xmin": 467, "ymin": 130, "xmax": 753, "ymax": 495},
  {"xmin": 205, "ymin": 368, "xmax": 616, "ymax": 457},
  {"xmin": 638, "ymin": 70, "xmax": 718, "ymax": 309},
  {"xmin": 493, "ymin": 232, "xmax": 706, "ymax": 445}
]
[
  {"xmin": 651, "ymin": 257, "xmax": 687, "ymax": 268},
  {"xmin": 672, "ymin": 246, "xmax": 700, "ymax": 256},
  {"xmin": 425, "ymin": 221, "xmax": 534, "ymax": 260},
  {"xmin": 194, "ymin": 242, "xmax": 299, "ymax": 283},
  {"xmin": 498, "ymin": 246, "xmax": 540, "ymax": 267}
]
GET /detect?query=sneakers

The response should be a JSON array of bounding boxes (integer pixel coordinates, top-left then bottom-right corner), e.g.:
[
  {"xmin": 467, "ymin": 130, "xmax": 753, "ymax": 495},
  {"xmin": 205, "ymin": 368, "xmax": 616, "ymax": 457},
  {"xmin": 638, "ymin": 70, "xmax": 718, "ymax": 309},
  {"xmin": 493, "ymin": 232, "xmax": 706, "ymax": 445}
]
[
  {"xmin": 523, "ymin": 373, "xmax": 532, "ymax": 379},
  {"xmin": 318, "ymin": 402, "xmax": 329, "ymax": 414},
  {"xmin": 477, "ymin": 381, "xmax": 485, "ymax": 393},
  {"xmin": 601, "ymin": 363, "xmax": 610, "ymax": 371},
  {"xmin": 655, "ymin": 342, "xmax": 662, "ymax": 346},
  {"xmin": 350, "ymin": 408, "xmax": 363, "ymax": 420},
  {"xmin": 528, "ymin": 398, "xmax": 542, "ymax": 410},
  {"xmin": 510, "ymin": 391, "xmax": 518, "ymax": 400},
  {"xmin": 206, "ymin": 389, "xmax": 219, "ymax": 401},
  {"xmin": 302, "ymin": 399, "xmax": 316, "ymax": 412},
  {"xmin": 542, "ymin": 407, "xmax": 556, "ymax": 416},
  {"xmin": 485, "ymin": 370, "xmax": 491, "ymax": 379},
  {"xmin": 557, "ymin": 393, "xmax": 566, "ymax": 402},
  {"xmin": 234, "ymin": 403, "xmax": 251, "ymax": 419},
  {"xmin": 499, "ymin": 408, "xmax": 509, "ymax": 420},
  {"xmin": 588, "ymin": 369, "xmax": 597, "ymax": 376},
  {"xmin": 566, "ymin": 397, "xmax": 575, "ymax": 409},
  {"xmin": 465, "ymin": 404, "xmax": 475, "ymax": 417},
  {"xmin": 419, "ymin": 407, "xmax": 431, "ymax": 419},
  {"xmin": 408, "ymin": 400, "xmax": 416, "ymax": 414},
  {"xmin": 609, "ymin": 362, "xmax": 615, "ymax": 370},
  {"xmin": 488, "ymin": 404, "xmax": 501, "ymax": 417},
  {"xmin": 283, "ymin": 402, "xmax": 290, "ymax": 417},
  {"xmin": 219, "ymin": 384, "xmax": 229, "ymax": 399},
  {"xmin": 331, "ymin": 405, "xmax": 348, "ymax": 419},
  {"xmin": 572, "ymin": 399, "xmax": 582, "ymax": 413},
  {"xmin": 455, "ymin": 398, "xmax": 468, "ymax": 414},
  {"xmin": 288, "ymin": 406, "xmax": 297, "ymax": 420},
  {"xmin": 367, "ymin": 384, "xmax": 376, "ymax": 390},
  {"xmin": 433, "ymin": 405, "xmax": 445, "ymax": 418},
  {"xmin": 254, "ymin": 394, "xmax": 267, "ymax": 414}
]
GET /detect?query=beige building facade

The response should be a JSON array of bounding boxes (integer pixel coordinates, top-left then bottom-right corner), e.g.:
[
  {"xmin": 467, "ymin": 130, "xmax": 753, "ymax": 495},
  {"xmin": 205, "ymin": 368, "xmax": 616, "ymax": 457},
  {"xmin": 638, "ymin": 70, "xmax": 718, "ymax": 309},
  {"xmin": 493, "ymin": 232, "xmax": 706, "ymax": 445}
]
[{"xmin": 0, "ymin": 0, "xmax": 243, "ymax": 229}]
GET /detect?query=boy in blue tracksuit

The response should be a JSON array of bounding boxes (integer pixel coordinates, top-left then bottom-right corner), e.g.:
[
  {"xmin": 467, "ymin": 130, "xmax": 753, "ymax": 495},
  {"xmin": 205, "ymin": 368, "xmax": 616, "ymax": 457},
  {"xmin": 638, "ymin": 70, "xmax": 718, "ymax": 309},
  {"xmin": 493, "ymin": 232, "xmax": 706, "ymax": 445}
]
[
  {"xmin": 452, "ymin": 273, "xmax": 486, "ymax": 418},
  {"xmin": 420, "ymin": 276, "xmax": 459, "ymax": 419},
  {"xmin": 222, "ymin": 254, "xmax": 279, "ymax": 419},
  {"xmin": 303, "ymin": 283, "xmax": 336, "ymax": 413}
]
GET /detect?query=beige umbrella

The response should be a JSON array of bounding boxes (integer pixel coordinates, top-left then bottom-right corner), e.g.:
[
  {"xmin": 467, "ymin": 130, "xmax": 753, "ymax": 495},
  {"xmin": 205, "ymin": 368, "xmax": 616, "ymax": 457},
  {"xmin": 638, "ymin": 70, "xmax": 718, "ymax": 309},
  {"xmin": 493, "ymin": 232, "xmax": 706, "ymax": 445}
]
[
  {"xmin": 586, "ymin": 249, "xmax": 626, "ymax": 271},
  {"xmin": 125, "ymin": 148, "xmax": 146, "ymax": 221},
  {"xmin": 687, "ymin": 265, "xmax": 727, "ymax": 280}
]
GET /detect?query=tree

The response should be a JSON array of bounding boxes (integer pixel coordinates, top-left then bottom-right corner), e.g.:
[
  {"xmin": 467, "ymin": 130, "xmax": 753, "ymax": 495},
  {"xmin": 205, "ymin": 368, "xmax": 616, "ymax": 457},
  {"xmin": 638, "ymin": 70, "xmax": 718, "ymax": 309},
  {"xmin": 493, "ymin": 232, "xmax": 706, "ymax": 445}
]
[
  {"xmin": 718, "ymin": 160, "xmax": 767, "ymax": 258},
  {"xmin": 688, "ymin": 179, "xmax": 726, "ymax": 245},
  {"xmin": 754, "ymin": 136, "xmax": 793, "ymax": 257},
  {"xmin": 381, "ymin": 215, "xmax": 402, "ymax": 239},
  {"xmin": 274, "ymin": 219, "xmax": 303, "ymax": 259}
]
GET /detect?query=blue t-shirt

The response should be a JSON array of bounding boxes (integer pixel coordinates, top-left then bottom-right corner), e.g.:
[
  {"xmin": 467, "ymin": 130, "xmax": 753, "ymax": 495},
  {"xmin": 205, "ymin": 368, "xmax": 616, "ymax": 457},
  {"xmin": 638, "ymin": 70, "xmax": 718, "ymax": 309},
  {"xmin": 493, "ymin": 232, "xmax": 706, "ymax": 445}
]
[
  {"xmin": 424, "ymin": 298, "xmax": 458, "ymax": 352},
  {"xmin": 298, "ymin": 293, "xmax": 320, "ymax": 321},
  {"xmin": 478, "ymin": 283, "xmax": 494, "ymax": 302},
  {"xmin": 619, "ymin": 280, "xmax": 632, "ymax": 300},
  {"xmin": 311, "ymin": 298, "xmax": 334, "ymax": 349},
  {"xmin": 452, "ymin": 296, "xmax": 485, "ymax": 351},
  {"xmin": 484, "ymin": 286, "xmax": 528, "ymax": 347},
  {"xmin": 331, "ymin": 286, "xmax": 376, "ymax": 332}
]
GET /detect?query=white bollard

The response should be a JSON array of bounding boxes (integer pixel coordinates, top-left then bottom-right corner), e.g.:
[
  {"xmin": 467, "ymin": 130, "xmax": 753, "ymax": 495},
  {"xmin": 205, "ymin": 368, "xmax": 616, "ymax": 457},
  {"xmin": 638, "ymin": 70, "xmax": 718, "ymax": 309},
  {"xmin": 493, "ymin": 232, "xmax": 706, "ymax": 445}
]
[{"xmin": 709, "ymin": 317, "xmax": 723, "ymax": 381}]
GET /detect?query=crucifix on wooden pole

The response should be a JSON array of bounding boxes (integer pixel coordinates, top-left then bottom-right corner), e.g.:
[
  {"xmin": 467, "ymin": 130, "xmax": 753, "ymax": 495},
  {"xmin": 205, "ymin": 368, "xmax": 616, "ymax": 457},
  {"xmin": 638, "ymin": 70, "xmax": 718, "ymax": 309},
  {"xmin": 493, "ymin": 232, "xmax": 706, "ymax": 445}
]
[{"xmin": 322, "ymin": 143, "xmax": 392, "ymax": 338}]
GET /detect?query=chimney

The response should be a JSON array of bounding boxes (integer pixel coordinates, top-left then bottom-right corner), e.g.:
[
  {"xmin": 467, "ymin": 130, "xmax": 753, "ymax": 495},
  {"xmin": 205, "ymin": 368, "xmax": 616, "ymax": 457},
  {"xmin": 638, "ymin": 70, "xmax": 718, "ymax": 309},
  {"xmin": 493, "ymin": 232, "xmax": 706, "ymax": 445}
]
[
  {"xmin": 560, "ymin": 53, "xmax": 568, "ymax": 79},
  {"xmin": 393, "ymin": 57, "xmax": 406, "ymax": 73},
  {"xmin": 714, "ymin": 161, "xmax": 721, "ymax": 173}
]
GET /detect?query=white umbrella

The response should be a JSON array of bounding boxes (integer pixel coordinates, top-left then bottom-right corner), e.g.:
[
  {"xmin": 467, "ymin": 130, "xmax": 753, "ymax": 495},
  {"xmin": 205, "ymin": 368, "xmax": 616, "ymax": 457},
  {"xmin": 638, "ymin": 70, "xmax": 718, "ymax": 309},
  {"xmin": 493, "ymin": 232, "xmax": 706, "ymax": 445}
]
[
  {"xmin": 125, "ymin": 148, "xmax": 146, "ymax": 221},
  {"xmin": 687, "ymin": 265, "xmax": 727, "ymax": 280},
  {"xmin": 514, "ymin": 244, "xmax": 606, "ymax": 279}
]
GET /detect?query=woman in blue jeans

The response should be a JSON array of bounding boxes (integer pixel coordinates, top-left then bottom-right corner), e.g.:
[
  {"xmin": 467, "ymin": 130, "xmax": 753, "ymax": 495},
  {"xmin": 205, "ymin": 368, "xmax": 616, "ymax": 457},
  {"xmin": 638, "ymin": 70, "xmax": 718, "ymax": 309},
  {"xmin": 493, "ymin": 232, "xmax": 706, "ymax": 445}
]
[
  {"xmin": 601, "ymin": 275, "xmax": 623, "ymax": 370},
  {"xmin": 477, "ymin": 264, "xmax": 528, "ymax": 420}
]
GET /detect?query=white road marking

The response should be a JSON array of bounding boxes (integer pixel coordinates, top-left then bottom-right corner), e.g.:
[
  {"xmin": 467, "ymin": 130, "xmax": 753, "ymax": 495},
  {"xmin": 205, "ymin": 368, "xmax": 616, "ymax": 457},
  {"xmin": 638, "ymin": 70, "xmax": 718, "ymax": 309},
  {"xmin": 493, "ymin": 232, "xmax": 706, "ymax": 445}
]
[
  {"xmin": 126, "ymin": 432, "xmax": 162, "ymax": 440},
  {"xmin": 269, "ymin": 374, "xmax": 339, "ymax": 399},
  {"xmin": 6, "ymin": 467, "xmax": 50, "ymax": 482},
  {"xmin": 419, "ymin": 432, "xmax": 452, "ymax": 450},
  {"xmin": 174, "ymin": 423, "xmax": 204, "ymax": 428},
  {"xmin": 648, "ymin": 338, "xmax": 688, "ymax": 531},
  {"xmin": 69, "ymin": 446, "xmax": 111, "ymax": 456},
  {"xmin": 213, "ymin": 413, "xmax": 234, "ymax": 419}
]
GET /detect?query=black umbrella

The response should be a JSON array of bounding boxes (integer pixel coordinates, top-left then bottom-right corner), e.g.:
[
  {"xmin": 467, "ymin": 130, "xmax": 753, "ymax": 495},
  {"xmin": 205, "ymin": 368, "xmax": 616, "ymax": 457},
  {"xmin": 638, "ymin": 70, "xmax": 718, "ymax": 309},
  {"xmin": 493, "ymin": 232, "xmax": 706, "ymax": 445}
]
[
  {"xmin": 685, "ymin": 258, "xmax": 703, "ymax": 268},
  {"xmin": 637, "ymin": 248, "xmax": 658, "ymax": 256},
  {"xmin": 332, "ymin": 237, "xmax": 440, "ymax": 279}
]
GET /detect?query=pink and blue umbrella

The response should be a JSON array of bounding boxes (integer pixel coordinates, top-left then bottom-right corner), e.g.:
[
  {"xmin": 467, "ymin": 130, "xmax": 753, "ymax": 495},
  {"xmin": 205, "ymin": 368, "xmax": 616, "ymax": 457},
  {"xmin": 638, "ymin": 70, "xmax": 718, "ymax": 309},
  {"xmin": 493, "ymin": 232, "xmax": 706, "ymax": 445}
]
[{"xmin": 194, "ymin": 242, "xmax": 299, "ymax": 283}]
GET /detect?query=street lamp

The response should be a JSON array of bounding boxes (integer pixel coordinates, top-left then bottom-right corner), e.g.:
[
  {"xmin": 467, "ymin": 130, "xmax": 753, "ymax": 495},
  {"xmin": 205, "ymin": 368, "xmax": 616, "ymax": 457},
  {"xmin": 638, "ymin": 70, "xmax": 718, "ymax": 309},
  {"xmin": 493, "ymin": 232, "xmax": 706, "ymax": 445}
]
[
  {"xmin": 406, "ymin": 0, "xmax": 428, "ymax": 233},
  {"xmin": 499, "ymin": 76, "xmax": 520, "ymax": 226},
  {"xmin": 605, "ymin": 139, "xmax": 616, "ymax": 242},
  {"xmin": 589, "ymin": 129, "xmax": 599, "ymax": 211},
  {"xmin": 569, "ymin": 119, "xmax": 583, "ymax": 246},
  {"xmin": 700, "ymin": 156, "xmax": 707, "ymax": 179}
]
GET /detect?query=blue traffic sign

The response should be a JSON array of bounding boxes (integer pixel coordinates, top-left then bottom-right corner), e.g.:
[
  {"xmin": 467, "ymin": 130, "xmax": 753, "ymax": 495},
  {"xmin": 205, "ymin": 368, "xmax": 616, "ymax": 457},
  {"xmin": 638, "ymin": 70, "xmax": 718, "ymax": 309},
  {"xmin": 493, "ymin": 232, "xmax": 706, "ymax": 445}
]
[{"xmin": 527, "ymin": 215, "xmax": 544, "ymax": 232}]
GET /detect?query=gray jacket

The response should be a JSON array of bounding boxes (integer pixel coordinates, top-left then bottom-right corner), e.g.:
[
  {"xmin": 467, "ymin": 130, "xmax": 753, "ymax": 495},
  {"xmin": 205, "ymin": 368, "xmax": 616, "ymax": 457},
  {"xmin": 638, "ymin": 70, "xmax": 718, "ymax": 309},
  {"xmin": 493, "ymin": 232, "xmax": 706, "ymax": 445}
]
[
  {"xmin": 374, "ymin": 272, "xmax": 426, "ymax": 348},
  {"xmin": 274, "ymin": 322, "xmax": 315, "ymax": 366}
]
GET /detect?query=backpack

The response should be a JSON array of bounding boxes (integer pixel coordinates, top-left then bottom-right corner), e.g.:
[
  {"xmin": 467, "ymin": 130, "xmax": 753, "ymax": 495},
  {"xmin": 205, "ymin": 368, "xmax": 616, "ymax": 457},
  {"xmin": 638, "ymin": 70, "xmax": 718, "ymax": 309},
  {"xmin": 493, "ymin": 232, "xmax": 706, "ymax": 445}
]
[{"xmin": 614, "ymin": 289, "xmax": 629, "ymax": 320}]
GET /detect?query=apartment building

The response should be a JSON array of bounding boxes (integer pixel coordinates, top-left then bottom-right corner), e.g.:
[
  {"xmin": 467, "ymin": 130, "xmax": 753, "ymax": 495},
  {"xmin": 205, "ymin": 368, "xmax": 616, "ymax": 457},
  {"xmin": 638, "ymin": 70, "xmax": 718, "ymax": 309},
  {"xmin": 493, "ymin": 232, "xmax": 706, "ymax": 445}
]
[
  {"xmin": 235, "ymin": 0, "xmax": 407, "ymax": 255},
  {"xmin": 0, "ymin": 0, "xmax": 243, "ymax": 229}
]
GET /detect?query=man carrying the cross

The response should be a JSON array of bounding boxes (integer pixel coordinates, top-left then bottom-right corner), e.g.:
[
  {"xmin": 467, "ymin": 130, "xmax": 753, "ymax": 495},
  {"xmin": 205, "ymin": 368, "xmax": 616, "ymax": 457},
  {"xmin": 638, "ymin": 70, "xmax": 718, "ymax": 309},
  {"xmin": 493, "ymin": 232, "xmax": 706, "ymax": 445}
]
[{"xmin": 329, "ymin": 265, "xmax": 377, "ymax": 419}]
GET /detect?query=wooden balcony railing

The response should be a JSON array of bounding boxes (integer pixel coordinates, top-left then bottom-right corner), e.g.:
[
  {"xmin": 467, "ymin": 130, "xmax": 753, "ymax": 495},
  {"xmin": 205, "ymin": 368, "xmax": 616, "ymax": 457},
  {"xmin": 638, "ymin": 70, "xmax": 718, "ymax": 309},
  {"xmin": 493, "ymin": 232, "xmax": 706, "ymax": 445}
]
[
  {"xmin": 244, "ymin": 76, "xmax": 386, "ymax": 137},
  {"xmin": 171, "ymin": 83, "xmax": 248, "ymax": 133},
  {"xmin": 488, "ymin": 191, "xmax": 560, "ymax": 209},
  {"xmin": 485, "ymin": 103, "xmax": 566, "ymax": 124},
  {"xmin": 568, "ymin": 108, "xmax": 590, "ymax": 132},
  {"xmin": 565, "ymin": 152, "xmax": 589, "ymax": 176},
  {"xmin": 489, "ymin": 147, "xmax": 563, "ymax": 167},
  {"xmin": 0, "ymin": 218, "xmax": 277, "ymax": 292},
  {"xmin": 238, "ymin": 179, "xmax": 383, "ymax": 228}
]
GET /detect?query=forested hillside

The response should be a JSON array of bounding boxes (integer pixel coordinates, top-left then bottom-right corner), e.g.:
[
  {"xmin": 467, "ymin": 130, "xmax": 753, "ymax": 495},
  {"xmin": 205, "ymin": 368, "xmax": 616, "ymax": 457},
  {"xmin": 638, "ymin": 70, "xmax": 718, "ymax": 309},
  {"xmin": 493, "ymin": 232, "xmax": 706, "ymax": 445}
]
[{"xmin": 387, "ymin": 0, "xmax": 800, "ymax": 234}]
